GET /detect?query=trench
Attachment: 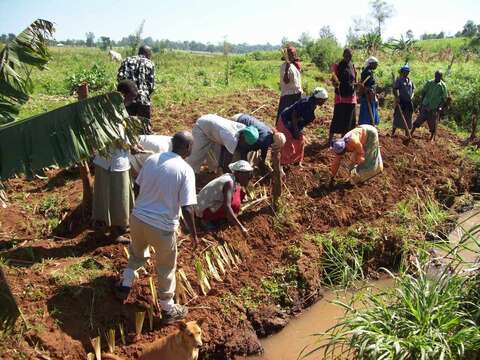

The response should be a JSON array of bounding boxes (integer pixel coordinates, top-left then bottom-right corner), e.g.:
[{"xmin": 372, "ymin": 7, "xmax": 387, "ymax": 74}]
[{"xmin": 244, "ymin": 207, "xmax": 480, "ymax": 360}]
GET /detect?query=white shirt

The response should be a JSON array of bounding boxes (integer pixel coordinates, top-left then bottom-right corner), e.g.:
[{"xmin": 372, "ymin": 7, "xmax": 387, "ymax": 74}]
[
  {"xmin": 197, "ymin": 114, "xmax": 246, "ymax": 154},
  {"xmin": 195, "ymin": 173, "xmax": 235, "ymax": 217},
  {"xmin": 133, "ymin": 152, "xmax": 197, "ymax": 232},
  {"xmin": 93, "ymin": 147, "xmax": 130, "ymax": 172},
  {"xmin": 129, "ymin": 135, "xmax": 172, "ymax": 173},
  {"xmin": 280, "ymin": 63, "xmax": 302, "ymax": 96},
  {"xmin": 93, "ymin": 125, "xmax": 131, "ymax": 172}
]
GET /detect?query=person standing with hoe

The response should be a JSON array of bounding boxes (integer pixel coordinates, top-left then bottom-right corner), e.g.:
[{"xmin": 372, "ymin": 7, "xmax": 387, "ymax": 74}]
[
  {"xmin": 411, "ymin": 70, "xmax": 448, "ymax": 142},
  {"xmin": 329, "ymin": 48, "xmax": 357, "ymax": 145},
  {"xmin": 358, "ymin": 56, "xmax": 380, "ymax": 127},
  {"xmin": 392, "ymin": 65, "xmax": 415, "ymax": 138},
  {"xmin": 276, "ymin": 46, "xmax": 303, "ymax": 123}
]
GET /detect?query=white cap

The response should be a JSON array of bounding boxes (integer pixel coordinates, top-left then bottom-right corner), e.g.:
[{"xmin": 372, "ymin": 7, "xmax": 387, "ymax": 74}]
[
  {"xmin": 231, "ymin": 113, "xmax": 243, "ymax": 121},
  {"xmin": 312, "ymin": 87, "xmax": 328, "ymax": 99},
  {"xmin": 228, "ymin": 160, "xmax": 253, "ymax": 172},
  {"xmin": 364, "ymin": 56, "xmax": 379, "ymax": 68}
]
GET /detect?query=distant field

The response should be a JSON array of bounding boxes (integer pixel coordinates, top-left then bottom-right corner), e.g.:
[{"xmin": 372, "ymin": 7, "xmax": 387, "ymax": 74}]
[{"xmin": 19, "ymin": 42, "xmax": 480, "ymax": 129}]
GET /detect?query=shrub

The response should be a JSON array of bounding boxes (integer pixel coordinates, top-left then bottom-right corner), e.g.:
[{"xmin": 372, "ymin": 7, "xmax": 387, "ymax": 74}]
[
  {"xmin": 306, "ymin": 38, "xmax": 342, "ymax": 72},
  {"xmin": 65, "ymin": 63, "xmax": 113, "ymax": 94}
]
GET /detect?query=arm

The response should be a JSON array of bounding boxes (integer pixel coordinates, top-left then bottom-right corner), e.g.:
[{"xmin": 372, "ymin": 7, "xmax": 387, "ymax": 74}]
[
  {"xmin": 222, "ymin": 181, "xmax": 248, "ymax": 235},
  {"xmin": 148, "ymin": 63, "xmax": 155, "ymax": 94},
  {"xmin": 117, "ymin": 60, "xmax": 127, "ymax": 82},
  {"xmin": 352, "ymin": 141, "xmax": 365, "ymax": 165},
  {"xmin": 220, "ymin": 146, "xmax": 233, "ymax": 173},
  {"xmin": 283, "ymin": 63, "xmax": 291, "ymax": 84},
  {"xmin": 181, "ymin": 205, "xmax": 198, "ymax": 248},
  {"xmin": 291, "ymin": 110, "xmax": 301, "ymax": 139},
  {"xmin": 330, "ymin": 155, "xmax": 342, "ymax": 179}
]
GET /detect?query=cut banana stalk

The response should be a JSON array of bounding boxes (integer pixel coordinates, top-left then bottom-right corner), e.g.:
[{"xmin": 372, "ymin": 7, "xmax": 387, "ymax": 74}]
[
  {"xmin": 205, "ymin": 251, "xmax": 222, "ymax": 282},
  {"xmin": 212, "ymin": 247, "xmax": 226, "ymax": 274},
  {"xmin": 194, "ymin": 259, "xmax": 211, "ymax": 295},
  {"xmin": 178, "ymin": 269, "xmax": 197, "ymax": 299},
  {"xmin": 217, "ymin": 245, "xmax": 231, "ymax": 268},
  {"xmin": 224, "ymin": 243, "xmax": 237, "ymax": 267}
]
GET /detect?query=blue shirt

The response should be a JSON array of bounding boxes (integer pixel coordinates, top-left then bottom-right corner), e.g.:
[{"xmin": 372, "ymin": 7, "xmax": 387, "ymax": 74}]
[
  {"xmin": 236, "ymin": 114, "xmax": 274, "ymax": 159},
  {"xmin": 280, "ymin": 96, "xmax": 317, "ymax": 133}
]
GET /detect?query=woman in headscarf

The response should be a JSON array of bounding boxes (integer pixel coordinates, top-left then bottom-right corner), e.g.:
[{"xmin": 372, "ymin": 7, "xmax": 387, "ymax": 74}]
[
  {"xmin": 195, "ymin": 160, "xmax": 253, "ymax": 236},
  {"xmin": 392, "ymin": 65, "xmax": 415, "ymax": 137},
  {"xmin": 358, "ymin": 56, "xmax": 380, "ymax": 126},
  {"xmin": 329, "ymin": 124, "xmax": 383, "ymax": 185},
  {"xmin": 277, "ymin": 87, "xmax": 328, "ymax": 166},
  {"xmin": 276, "ymin": 46, "xmax": 303, "ymax": 123},
  {"xmin": 329, "ymin": 48, "xmax": 357, "ymax": 144}
]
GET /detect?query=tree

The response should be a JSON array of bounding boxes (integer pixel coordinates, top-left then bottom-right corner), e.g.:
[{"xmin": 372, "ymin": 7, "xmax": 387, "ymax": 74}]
[
  {"xmin": 369, "ymin": 0, "xmax": 395, "ymax": 37},
  {"xmin": 406, "ymin": 29, "xmax": 414, "ymax": 40},
  {"xmin": 462, "ymin": 20, "xmax": 478, "ymax": 37},
  {"xmin": 0, "ymin": 19, "xmax": 55, "ymax": 124},
  {"xmin": 85, "ymin": 32, "xmax": 95, "ymax": 47},
  {"xmin": 99, "ymin": 36, "xmax": 111, "ymax": 50},
  {"xmin": 126, "ymin": 20, "xmax": 145, "ymax": 57},
  {"xmin": 319, "ymin": 26, "xmax": 336, "ymax": 40},
  {"xmin": 298, "ymin": 32, "xmax": 313, "ymax": 47}
]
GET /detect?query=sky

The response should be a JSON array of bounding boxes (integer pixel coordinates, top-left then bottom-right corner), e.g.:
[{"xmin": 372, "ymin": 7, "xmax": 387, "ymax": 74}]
[{"xmin": 0, "ymin": 0, "xmax": 479, "ymax": 45}]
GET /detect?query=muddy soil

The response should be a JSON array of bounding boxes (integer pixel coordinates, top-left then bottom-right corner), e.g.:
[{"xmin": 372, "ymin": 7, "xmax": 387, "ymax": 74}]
[{"xmin": 0, "ymin": 89, "xmax": 476, "ymax": 359}]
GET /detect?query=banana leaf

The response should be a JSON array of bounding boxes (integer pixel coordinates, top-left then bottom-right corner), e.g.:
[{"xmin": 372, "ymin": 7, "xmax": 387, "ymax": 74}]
[
  {"xmin": 0, "ymin": 19, "xmax": 55, "ymax": 124},
  {"xmin": 0, "ymin": 92, "xmax": 142, "ymax": 180}
]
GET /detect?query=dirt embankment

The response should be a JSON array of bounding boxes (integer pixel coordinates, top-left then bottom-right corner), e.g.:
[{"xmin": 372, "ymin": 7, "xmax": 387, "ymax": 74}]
[{"xmin": 0, "ymin": 89, "xmax": 476, "ymax": 359}]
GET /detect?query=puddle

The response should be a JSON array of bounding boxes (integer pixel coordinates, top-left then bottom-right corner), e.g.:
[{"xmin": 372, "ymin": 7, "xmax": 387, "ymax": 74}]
[{"xmin": 241, "ymin": 208, "xmax": 480, "ymax": 360}]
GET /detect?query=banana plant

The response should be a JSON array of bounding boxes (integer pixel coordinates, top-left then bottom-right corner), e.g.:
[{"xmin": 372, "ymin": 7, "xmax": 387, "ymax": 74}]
[{"xmin": 0, "ymin": 19, "xmax": 55, "ymax": 124}]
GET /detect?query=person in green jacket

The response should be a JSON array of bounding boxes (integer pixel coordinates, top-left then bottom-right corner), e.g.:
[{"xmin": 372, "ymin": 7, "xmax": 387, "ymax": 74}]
[{"xmin": 411, "ymin": 70, "xmax": 448, "ymax": 142}]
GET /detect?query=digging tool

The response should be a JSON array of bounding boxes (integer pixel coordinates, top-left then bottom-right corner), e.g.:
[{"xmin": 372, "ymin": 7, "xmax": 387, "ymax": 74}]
[{"xmin": 396, "ymin": 103, "xmax": 413, "ymax": 145}]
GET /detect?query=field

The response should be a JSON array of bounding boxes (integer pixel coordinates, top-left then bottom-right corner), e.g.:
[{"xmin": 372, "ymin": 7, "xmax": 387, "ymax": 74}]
[{"xmin": 1, "ymin": 42, "xmax": 480, "ymax": 359}]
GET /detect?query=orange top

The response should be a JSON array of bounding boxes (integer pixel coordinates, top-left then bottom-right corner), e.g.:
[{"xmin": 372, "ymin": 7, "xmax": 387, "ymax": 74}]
[{"xmin": 330, "ymin": 127, "xmax": 367, "ymax": 178}]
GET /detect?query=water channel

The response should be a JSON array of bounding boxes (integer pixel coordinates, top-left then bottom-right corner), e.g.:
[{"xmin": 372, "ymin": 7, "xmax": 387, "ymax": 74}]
[{"xmin": 242, "ymin": 208, "xmax": 480, "ymax": 360}]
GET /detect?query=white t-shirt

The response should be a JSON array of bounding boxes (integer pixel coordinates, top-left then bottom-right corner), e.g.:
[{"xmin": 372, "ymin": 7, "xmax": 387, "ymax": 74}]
[
  {"xmin": 197, "ymin": 114, "xmax": 246, "ymax": 154},
  {"xmin": 129, "ymin": 135, "xmax": 172, "ymax": 173},
  {"xmin": 195, "ymin": 173, "xmax": 235, "ymax": 217},
  {"xmin": 133, "ymin": 152, "xmax": 197, "ymax": 232},
  {"xmin": 280, "ymin": 63, "xmax": 302, "ymax": 96}
]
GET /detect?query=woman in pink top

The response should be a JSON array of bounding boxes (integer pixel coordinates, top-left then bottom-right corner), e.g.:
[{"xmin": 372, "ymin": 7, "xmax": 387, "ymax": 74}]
[{"xmin": 329, "ymin": 48, "xmax": 357, "ymax": 145}]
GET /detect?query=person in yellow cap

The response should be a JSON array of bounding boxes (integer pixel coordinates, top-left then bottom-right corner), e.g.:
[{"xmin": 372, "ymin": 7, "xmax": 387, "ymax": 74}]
[
  {"xmin": 186, "ymin": 114, "xmax": 259, "ymax": 174},
  {"xmin": 195, "ymin": 160, "xmax": 253, "ymax": 236},
  {"xmin": 276, "ymin": 87, "xmax": 328, "ymax": 167}
]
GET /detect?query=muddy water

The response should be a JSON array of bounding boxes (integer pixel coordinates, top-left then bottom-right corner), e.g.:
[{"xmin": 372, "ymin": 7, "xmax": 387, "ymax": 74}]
[{"xmin": 244, "ymin": 208, "xmax": 480, "ymax": 360}]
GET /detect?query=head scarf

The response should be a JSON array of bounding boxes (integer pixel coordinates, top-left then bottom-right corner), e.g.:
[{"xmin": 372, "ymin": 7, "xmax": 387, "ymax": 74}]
[
  {"xmin": 364, "ymin": 56, "xmax": 379, "ymax": 69},
  {"xmin": 229, "ymin": 160, "xmax": 253, "ymax": 172},
  {"xmin": 331, "ymin": 139, "xmax": 347, "ymax": 155},
  {"xmin": 400, "ymin": 65, "xmax": 410, "ymax": 73},
  {"xmin": 286, "ymin": 46, "xmax": 302, "ymax": 71},
  {"xmin": 241, "ymin": 125, "xmax": 259, "ymax": 145},
  {"xmin": 312, "ymin": 87, "xmax": 328, "ymax": 100}
]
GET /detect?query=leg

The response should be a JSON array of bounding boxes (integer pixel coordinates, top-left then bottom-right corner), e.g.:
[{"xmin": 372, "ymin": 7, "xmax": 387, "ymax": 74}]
[
  {"xmin": 109, "ymin": 171, "xmax": 132, "ymax": 243},
  {"xmin": 185, "ymin": 125, "xmax": 212, "ymax": 173},
  {"xmin": 121, "ymin": 215, "xmax": 149, "ymax": 287}
]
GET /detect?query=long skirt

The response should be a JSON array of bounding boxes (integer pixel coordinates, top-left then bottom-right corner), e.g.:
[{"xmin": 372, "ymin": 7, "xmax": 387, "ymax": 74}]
[
  {"xmin": 350, "ymin": 125, "xmax": 383, "ymax": 184},
  {"xmin": 393, "ymin": 101, "xmax": 413, "ymax": 130},
  {"xmin": 358, "ymin": 96, "xmax": 380, "ymax": 126},
  {"xmin": 330, "ymin": 103, "xmax": 356, "ymax": 134},
  {"xmin": 202, "ymin": 185, "xmax": 244, "ymax": 221},
  {"xmin": 277, "ymin": 93, "xmax": 302, "ymax": 123},
  {"xmin": 276, "ymin": 117, "xmax": 304, "ymax": 166},
  {"xmin": 92, "ymin": 165, "xmax": 133, "ymax": 227}
]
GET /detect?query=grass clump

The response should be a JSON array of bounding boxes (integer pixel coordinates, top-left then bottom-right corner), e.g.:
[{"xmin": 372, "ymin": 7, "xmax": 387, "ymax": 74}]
[
  {"xmin": 261, "ymin": 264, "xmax": 306, "ymax": 308},
  {"xmin": 303, "ymin": 261, "xmax": 480, "ymax": 360}
]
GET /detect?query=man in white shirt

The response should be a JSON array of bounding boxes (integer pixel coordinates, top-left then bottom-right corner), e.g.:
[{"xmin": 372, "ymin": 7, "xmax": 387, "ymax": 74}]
[
  {"xmin": 92, "ymin": 80, "xmax": 139, "ymax": 244},
  {"xmin": 116, "ymin": 131, "xmax": 198, "ymax": 323},
  {"xmin": 128, "ymin": 134, "xmax": 172, "ymax": 175},
  {"xmin": 185, "ymin": 114, "xmax": 259, "ymax": 174}
]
